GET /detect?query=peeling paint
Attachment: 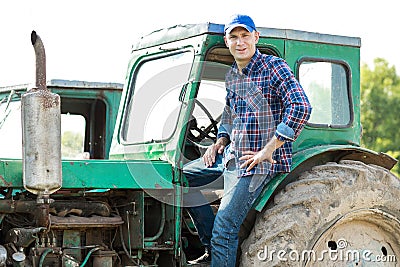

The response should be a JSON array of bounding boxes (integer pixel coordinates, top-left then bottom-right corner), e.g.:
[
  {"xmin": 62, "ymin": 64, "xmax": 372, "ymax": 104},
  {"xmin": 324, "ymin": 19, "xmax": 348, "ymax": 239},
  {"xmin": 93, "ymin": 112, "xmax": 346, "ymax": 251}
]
[{"xmin": 155, "ymin": 183, "xmax": 162, "ymax": 189}]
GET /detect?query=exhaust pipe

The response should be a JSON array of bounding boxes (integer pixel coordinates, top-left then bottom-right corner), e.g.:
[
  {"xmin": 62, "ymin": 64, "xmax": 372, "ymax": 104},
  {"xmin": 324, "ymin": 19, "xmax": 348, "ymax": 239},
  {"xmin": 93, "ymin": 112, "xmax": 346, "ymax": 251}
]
[
  {"xmin": 31, "ymin": 31, "xmax": 46, "ymax": 91},
  {"xmin": 21, "ymin": 31, "xmax": 62, "ymax": 227}
]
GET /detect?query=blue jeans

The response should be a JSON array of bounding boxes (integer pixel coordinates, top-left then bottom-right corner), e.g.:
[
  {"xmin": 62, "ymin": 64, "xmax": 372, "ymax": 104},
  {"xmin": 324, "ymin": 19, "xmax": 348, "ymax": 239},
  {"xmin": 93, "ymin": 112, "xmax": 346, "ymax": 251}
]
[
  {"xmin": 183, "ymin": 154, "xmax": 224, "ymax": 252},
  {"xmin": 211, "ymin": 164, "xmax": 271, "ymax": 267}
]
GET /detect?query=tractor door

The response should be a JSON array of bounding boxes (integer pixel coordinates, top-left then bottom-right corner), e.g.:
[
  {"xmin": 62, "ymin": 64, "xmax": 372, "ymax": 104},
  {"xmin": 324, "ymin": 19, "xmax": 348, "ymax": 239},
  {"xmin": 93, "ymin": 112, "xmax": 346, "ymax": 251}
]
[{"xmin": 284, "ymin": 34, "xmax": 361, "ymax": 151}]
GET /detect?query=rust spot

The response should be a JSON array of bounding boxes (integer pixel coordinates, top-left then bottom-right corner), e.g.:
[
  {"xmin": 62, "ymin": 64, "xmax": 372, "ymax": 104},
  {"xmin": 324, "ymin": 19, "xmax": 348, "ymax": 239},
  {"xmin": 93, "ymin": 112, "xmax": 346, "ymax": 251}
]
[
  {"xmin": 69, "ymin": 162, "xmax": 74, "ymax": 166},
  {"xmin": 0, "ymin": 175, "xmax": 12, "ymax": 187},
  {"xmin": 40, "ymin": 92, "xmax": 59, "ymax": 109},
  {"xmin": 155, "ymin": 183, "xmax": 163, "ymax": 189}
]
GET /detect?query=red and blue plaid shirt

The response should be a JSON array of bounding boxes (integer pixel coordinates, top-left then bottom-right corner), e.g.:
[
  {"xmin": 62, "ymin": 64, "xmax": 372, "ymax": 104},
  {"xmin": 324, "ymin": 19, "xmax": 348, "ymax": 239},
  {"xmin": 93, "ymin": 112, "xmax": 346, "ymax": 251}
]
[{"xmin": 218, "ymin": 49, "xmax": 312, "ymax": 178}]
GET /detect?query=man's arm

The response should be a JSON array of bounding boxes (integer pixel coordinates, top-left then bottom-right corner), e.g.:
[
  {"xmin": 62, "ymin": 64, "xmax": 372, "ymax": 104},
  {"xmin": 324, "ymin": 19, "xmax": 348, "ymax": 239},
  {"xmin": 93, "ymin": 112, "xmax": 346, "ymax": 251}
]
[{"xmin": 273, "ymin": 58, "xmax": 312, "ymax": 141}]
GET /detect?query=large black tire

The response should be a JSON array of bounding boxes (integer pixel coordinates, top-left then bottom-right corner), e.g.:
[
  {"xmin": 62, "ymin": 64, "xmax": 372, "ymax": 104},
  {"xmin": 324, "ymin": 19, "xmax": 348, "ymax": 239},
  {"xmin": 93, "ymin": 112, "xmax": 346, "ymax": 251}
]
[{"xmin": 240, "ymin": 160, "xmax": 400, "ymax": 266}]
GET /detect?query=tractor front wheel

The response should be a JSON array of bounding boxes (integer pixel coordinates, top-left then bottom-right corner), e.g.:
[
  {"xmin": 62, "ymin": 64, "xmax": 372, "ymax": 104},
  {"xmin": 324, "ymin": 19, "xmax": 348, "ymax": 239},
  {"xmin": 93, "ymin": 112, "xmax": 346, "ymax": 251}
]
[{"xmin": 240, "ymin": 160, "xmax": 400, "ymax": 266}]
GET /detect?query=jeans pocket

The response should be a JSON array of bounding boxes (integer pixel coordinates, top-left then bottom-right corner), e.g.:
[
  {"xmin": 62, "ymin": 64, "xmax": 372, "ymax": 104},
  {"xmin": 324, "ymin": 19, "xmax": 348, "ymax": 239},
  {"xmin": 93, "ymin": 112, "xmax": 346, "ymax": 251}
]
[
  {"xmin": 226, "ymin": 158, "xmax": 236, "ymax": 171},
  {"xmin": 223, "ymin": 159, "xmax": 238, "ymax": 194}
]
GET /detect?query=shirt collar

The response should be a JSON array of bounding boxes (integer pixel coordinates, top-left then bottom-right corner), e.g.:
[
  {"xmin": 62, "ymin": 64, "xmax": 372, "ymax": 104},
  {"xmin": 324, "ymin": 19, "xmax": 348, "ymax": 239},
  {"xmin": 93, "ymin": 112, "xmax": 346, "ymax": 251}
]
[{"xmin": 231, "ymin": 49, "xmax": 262, "ymax": 76}]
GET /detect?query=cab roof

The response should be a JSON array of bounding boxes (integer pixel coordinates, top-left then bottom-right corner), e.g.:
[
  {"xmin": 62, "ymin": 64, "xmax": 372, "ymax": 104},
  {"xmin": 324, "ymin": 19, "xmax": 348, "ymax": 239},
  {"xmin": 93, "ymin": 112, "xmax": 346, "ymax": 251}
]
[
  {"xmin": 0, "ymin": 79, "xmax": 123, "ymax": 94},
  {"xmin": 132, "ymin": 22, "xmax": 361, "ymax": 51}
]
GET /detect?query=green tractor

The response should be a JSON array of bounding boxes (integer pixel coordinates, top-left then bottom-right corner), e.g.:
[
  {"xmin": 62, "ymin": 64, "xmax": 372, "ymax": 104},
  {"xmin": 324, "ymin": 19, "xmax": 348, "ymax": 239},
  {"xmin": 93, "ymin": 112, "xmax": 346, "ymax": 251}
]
[{"xmin": 0, "ymin": 23, "xmax": 398, "ymax": 266}]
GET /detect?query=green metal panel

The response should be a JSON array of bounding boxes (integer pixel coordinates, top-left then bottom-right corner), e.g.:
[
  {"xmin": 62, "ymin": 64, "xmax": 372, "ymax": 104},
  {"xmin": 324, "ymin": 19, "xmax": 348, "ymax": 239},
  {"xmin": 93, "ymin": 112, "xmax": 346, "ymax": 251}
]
[
  {"xmin": 63, "ymin": 230, "xmax": 82, "ymax": 262},
  {"xmin": 0, "ymin": 159, "xmax": 174, "ymax": 189},
  {"xmin": 258, "ymin": 38, "xmax": 284, "ymax": 58}
]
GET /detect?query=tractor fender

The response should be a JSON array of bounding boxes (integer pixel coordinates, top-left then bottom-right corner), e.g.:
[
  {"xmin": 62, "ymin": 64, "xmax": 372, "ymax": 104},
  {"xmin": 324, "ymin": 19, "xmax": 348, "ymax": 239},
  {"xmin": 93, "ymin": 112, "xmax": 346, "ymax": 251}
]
[{"xmin": 253, "ymin": 144, "xmax": 398, "ymax": 212}]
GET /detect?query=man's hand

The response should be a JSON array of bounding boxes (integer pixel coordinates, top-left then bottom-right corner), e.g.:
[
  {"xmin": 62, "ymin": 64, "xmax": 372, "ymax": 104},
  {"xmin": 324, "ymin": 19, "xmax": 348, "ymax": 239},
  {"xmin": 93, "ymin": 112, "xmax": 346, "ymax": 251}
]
[
  {"xmin": 203, "ymin": 137, "xmax": 228, "ymax": 167},
  {"xmin": 239, "ymin": 136, "xmax": 285, "ymax": 172}
]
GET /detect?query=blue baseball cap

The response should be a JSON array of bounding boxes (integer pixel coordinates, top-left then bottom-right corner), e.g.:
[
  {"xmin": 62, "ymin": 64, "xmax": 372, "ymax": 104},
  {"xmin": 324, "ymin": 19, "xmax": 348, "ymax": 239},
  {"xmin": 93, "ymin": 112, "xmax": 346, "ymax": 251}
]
[{"xmin": 224, "ymin": 14, "xmax": 256, "ymax": 34}]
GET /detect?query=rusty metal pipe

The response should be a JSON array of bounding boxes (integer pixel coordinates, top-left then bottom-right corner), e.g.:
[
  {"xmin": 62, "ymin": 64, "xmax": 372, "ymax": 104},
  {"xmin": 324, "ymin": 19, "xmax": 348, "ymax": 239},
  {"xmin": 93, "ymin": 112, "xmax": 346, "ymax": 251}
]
[
  {"xmin": 0, "ymin": 200, "xmax": 37, "ymax": 213},
  {"xmin": 23, "ymin": 31, "xmax": 62, "ymax": 199},
  {"xmin": 31, "ymin": 31, "xmax": 47, "ymax": 91}
]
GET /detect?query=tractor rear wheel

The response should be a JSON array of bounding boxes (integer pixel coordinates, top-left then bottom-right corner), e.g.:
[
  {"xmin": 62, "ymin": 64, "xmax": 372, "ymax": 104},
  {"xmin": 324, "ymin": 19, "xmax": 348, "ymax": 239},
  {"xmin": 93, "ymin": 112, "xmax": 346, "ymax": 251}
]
[{"xmin": 240, "ymin": 160, "xmax": 400, "ymax": 266}]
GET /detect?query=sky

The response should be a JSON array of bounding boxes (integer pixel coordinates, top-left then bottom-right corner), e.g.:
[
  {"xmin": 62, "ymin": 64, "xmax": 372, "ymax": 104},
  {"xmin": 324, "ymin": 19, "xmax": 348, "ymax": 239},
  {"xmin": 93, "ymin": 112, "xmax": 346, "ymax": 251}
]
[{"xmin": 0, "ymin": 0, "xmax": 397, "ymax": 87}]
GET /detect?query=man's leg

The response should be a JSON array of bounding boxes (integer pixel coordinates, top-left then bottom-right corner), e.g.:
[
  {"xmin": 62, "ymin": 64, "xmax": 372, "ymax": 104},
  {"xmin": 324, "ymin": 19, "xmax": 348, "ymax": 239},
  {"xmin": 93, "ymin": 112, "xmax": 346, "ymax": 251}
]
[
  {"xmin": 183, "ymin": 154, "xmax": 224, "ymax": 262},
  {"xmin": 210, "ymin": 172, "xmax": 269, "ymax": 267}
]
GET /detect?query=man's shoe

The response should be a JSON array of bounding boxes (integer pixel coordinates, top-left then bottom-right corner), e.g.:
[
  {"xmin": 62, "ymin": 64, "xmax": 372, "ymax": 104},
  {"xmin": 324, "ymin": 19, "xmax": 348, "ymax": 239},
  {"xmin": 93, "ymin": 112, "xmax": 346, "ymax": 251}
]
[{"xmin": 188, "ymin": 252, "xmax": 211, "ymax": 264}]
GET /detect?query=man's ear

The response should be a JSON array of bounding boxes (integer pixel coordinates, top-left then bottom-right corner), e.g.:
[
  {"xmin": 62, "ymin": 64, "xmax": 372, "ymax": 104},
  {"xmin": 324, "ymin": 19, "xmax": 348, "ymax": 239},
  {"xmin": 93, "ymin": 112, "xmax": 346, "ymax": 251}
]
[
  {"xmin": 254, "ymin": 31, "xmax": 260, "ymax": 44},
  {"xmin": 224, "ymin": 36, "xmax": 228, "ymax": 47}
]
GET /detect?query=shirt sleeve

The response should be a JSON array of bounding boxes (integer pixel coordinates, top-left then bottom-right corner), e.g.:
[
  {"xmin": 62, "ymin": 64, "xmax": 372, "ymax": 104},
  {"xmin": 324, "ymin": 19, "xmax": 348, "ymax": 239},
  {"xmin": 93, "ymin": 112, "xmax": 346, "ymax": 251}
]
[
  {"xmin": 217, "ymin": 96, "xmax": 233, "ymax": 140},
  {"xmin": 271, "ymin": 58, "xmax": 312, "ymax": 142}
]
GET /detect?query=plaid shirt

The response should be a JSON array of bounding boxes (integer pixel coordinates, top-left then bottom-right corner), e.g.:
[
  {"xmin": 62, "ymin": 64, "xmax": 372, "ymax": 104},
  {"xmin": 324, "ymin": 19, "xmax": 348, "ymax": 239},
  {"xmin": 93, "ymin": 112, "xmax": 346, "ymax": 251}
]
[{"xmin": 217, "ymin": 49, "xmax": 312, "ymax": 178}]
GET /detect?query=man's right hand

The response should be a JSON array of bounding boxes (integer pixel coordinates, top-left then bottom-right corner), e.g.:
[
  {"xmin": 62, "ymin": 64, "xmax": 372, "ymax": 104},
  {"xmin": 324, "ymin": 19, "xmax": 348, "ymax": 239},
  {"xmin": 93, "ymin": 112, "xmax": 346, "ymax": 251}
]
[{"xmin": 203, "ymin": 137, "xmax": 228, "ymax": 167}]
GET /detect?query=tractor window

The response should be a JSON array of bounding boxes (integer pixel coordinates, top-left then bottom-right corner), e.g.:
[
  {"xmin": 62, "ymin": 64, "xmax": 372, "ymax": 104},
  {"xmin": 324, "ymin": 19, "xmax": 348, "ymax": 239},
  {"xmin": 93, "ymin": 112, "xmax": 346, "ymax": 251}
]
[
  {"xmin": 299, "ymin": 61, "xmax": 351, "ymax": 127},
  {"xmin": 61, "ymin": 114, "xmax": 87, "ymax": 159},
  {"xmin": 122, "ymin": 50, "xmax": 194, "ymax": 144},
  {"xmin": 61, "ymin": 98, "xmax": 107, "ymax": 159},
  {"xmin": 0, "ymin": 99, "xmax": 97, "ymax": 159},
  {"xmin": 0, "ymin": 100, "xmax": 22, "ymax": 158}
]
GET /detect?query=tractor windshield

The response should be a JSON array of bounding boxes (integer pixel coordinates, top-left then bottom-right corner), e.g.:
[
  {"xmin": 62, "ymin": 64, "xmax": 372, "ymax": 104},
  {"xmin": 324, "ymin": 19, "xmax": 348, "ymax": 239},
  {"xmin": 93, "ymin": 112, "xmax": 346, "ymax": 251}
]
[{"xmin": 121, "ymin": 50, "xmax": 194, "ymax": 144}]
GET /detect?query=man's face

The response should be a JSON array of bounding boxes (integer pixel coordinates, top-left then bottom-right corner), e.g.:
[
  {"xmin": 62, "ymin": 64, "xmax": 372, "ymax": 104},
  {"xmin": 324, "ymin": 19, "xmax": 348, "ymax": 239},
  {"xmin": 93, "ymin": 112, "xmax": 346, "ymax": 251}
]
[{"xmin": 224, "ymin": 27, "xmax": 259, "ymax": 67}]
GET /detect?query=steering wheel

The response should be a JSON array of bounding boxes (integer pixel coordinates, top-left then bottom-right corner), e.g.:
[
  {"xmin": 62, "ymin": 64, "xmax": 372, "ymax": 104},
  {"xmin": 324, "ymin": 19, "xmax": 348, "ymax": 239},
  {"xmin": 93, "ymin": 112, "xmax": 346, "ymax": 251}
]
[{"xmin": 186, "ymin": 99, "xmax": 220, "ymax": 146}]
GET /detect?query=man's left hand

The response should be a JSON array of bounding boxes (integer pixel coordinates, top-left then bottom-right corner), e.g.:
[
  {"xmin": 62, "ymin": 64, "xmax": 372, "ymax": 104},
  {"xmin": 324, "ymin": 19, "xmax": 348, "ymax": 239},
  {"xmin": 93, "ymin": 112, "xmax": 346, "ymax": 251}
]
[{"xmin": 239, "ymin": 136, "xmax": 284, "ymax": 172}]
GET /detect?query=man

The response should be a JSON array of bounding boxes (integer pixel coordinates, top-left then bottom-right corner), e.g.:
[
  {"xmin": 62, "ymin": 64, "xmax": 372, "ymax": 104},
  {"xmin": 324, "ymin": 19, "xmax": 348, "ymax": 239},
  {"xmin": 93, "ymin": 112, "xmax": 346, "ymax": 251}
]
[{"xmin": 187, "ymin": 14, "xmax": 312, "ymax": 266}]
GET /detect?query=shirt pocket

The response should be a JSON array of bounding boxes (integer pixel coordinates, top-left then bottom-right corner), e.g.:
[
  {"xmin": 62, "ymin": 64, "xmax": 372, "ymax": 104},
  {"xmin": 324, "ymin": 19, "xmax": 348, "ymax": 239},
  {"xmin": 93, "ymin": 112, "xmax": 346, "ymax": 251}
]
[
  {"xmin": 245, "ymin": 86, "xmax": 276, "ymax": 147},
  {"xmin": 245, "ymin": 85, "xmax": 265, "ymax": 113}
]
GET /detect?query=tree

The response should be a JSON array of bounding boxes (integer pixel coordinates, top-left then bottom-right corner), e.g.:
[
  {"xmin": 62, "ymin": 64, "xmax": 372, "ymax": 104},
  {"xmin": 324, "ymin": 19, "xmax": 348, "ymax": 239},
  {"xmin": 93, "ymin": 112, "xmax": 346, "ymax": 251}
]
[
  {"xmin": 61, "ymin": 131, "xmax": 84, "ymax": 159},
  {"xmin": 361, "ymin": 58, "xmax": 400, "ymax": 175}
]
